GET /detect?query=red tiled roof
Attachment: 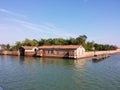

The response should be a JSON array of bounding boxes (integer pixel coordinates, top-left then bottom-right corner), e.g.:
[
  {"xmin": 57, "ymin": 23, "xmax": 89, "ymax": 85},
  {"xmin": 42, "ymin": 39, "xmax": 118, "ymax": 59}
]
[
  {"xmin": 21, "ymin": 46, "xmax": 37, "ymax": 50},
  {"xmin": 38, "ymin": 45, "xmax": 82, "ymax": 49},
  {"xmin": 21, "ymin": 45, "xmax": 83, "ymax": 50}
]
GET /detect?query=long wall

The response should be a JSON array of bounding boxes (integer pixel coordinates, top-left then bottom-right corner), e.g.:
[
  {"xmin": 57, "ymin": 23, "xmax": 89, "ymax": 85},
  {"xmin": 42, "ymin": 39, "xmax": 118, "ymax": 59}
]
[
  {"xmin": 0, "ymin": 51, "xmax": 18, "ymax": 56},
  {"xmin": 0, "ymin": 49, "xmax": 120, "ymax": 58},
  {"xmin": 85, "ymin": 49, "xmax": 120, "ymax": 58}
]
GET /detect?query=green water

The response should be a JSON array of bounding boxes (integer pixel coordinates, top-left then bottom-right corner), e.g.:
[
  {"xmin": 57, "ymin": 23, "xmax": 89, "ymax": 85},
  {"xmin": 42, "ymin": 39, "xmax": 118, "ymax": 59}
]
[{"xmin": 0, "ymin": 54, "xmax": 120, "ymax": 90}]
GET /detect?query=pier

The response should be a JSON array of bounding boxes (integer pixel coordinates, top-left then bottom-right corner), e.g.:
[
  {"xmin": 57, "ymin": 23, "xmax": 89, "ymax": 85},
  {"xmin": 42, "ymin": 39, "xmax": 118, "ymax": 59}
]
[{"xmin": 92, "ymin": 54, "xmax": 110, "ymax": 61}]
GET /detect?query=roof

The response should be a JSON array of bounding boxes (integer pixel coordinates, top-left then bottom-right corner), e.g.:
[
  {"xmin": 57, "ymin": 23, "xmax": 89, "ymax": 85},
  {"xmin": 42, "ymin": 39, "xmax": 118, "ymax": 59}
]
[
  {"xmin": 38, "ymin": 45, "xmax": 82, "ymax": 50},
  {"xmin": 21, "ymin": 45, "xmax": 83, "ymax": 50},
  {"xmin": 21, "ymin": 46, "xmax": 38, "ymax": 50}
]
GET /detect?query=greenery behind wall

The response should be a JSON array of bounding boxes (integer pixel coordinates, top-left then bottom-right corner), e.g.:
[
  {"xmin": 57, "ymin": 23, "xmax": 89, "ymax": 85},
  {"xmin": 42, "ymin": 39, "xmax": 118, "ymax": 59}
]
[{"xmin": 1, "ymin": 35, "xmax": 117, "ymax": 51}]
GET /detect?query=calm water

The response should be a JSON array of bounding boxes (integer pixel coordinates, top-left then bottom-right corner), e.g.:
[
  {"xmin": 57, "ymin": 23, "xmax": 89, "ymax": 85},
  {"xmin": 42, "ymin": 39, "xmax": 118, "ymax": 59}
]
[{"xmin": 0, "ymin": 54, "xmax": 120, "ymax": 90}]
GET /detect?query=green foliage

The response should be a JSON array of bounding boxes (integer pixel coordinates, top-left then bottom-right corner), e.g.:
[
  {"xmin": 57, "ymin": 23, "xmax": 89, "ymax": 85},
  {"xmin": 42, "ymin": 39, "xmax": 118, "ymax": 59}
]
[
  {"xmin": 86, "ymin": 41, "xmax": 94, "ymax": 51},
  {"xmin": 38, "ymin": 39, "xmax": 46, "ymax": 46},
  {"xmin": 10, "ymin": 41, "xmax": 23, "ymax": 51},
  {"xmin": 39, "ymin": 38, "xmax": 70, "ymax": 45},
  {"xmin": 1, "ymin": 44, "xmax": 6, "ymax": 50},
  {"xmin": 4, "ymin": 35, "xmax": 117, "ymax": 51},
  {"xmin": 23, "ymin": 38, "xmax": 38, "ymax": 46},
  {"xmin": 53, "ymin": 38, "xmax": 68, "ymax": 45},
  {"xmin": 44, "ymin": 38, "xmax": 54, "ymax": 45},
  {"xmin": 76, "ymin": 35, "xmax": 87, "ymax": 47},
  {"xmin": 6, "ymin": 44, "xmax": 10, "ymax": 50},
  {"xmin": 66, "ymin": 37, "xmax": 78, "ymax": 45},
  {"xmin": 94, "ymin": 43, "xmax": 117, "ymax": 51},
  {"xmin": 0, "ymin": 44, "xmax": 10, "ymax": 50}
]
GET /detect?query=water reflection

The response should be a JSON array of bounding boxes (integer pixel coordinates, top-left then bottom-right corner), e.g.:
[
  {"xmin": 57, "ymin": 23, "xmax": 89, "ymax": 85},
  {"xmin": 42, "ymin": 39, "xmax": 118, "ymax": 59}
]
[
  {"xmin": 18, "ymin": 56, "xmax": 86, "ymax": 66},
  {"xmin": 19, "ymin": 56, "xmax": 25, "ymax": 64},
  {"xmin": 18, "ymin": 56, "xmax": 90, "ymax": 71},
  {"xmin": 0, "ymin": 87, "xmax": 3, "ymax": 90},
  {"xmin": 74, "ymin": 59, "xmax": 88, "ymax": 69}
]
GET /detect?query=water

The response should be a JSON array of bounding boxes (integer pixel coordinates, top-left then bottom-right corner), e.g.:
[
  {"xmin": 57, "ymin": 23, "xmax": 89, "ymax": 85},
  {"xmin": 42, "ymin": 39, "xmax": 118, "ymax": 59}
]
[{"xmin": 0, "ymin": 54, "xmax": 120, "ymax": 90}]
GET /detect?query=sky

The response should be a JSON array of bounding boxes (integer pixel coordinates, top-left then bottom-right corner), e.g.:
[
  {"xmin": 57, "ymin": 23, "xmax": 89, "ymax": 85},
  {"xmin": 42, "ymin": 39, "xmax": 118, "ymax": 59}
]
[{"xmin": 0, "ymin": 0, "xmax": 120, "ymax": 46}]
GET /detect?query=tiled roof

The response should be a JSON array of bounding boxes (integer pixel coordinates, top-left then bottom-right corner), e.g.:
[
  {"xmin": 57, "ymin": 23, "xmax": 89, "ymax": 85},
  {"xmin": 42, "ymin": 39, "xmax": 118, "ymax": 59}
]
[
  {"xmin": 21, "ymin": 46, "xmax": 38, "ymax": 50},
  {"xmin": 38, "ymin": 45, "xmax": 82, "ymax": 49},
  {"xmin": 21, "ymin": 45, "xmax": 83, "ymax": 50}
]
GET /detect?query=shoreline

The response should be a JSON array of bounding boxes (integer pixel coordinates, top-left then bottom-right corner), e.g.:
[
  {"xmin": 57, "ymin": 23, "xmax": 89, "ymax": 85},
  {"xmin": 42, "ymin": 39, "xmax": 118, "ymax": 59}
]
[
  {"xmin": 84, "ymin": 49, "xmax": 120, "ymax": 58},
  {"xmin": 0, "ymin": 49, "xmax": 120, "ymax": 59}
]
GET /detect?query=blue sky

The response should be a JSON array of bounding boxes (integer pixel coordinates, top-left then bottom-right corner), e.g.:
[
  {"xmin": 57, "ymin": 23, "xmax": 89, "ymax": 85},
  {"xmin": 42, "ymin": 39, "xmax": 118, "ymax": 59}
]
[{"xmin": 0, "ymin": 0, "xmax": 120, "ymax": 46}]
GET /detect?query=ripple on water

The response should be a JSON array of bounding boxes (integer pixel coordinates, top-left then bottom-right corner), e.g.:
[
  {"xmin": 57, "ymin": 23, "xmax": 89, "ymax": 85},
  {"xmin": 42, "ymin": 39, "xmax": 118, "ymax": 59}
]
[
  {"xmin": 0, "ymin": 55, "xmax": 120, "ymax": 90},
  {"xmin": 0, "ymin": 87, "xmax": 3, "ymax": 90}
]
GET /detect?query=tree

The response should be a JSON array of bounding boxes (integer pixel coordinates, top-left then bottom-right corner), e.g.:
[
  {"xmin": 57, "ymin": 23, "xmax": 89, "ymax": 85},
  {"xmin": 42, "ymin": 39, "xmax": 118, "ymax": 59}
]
[
  {"xmin": 31, "ymin": 39, "xmax": 39, "ymax": 46},
  {"xmin": 23, "ymin": 38, "xmax": 32, "ymax": 46},
  {"xmin": 8, "ymin": 35, "xmax": 118, "ymax": 51},
  {"xmin": 76, "ymin": 35, "xmax": 87, "ymax": 47},
  {"xmin": 10, "ymin": 41, "xmax": 23, "ymax": 50},
  {"xmin": 53, "ymin": 38, "xmax": 67, "ymax": 45},
  {"xmin": 6, "ymin": 44, "xmax": 10, "ymax": 50},
  {"xmin": 94, "ymin": 43, "xmax": 103, "ymax": 51},
  {"xmin": 67, "ymin": 38, "xmax": 78, "ymax": 45},
  {"xmin": 86, "ymin": 41, "xmax": 94, "ymax": 51},
  {"xmin": 45, "ymin": 38, "xmax": 54, "ymax": 45},
  {"xmin": 1, "ymin": 44, "xmax": 6, "ymax": 50},
  {"xmin": 22, "ymin": 38, "xmax": 38, "ymax": 46},
  {"xmin": 38, "ymin": 39, "xmax": 46, "ymax": 46}
]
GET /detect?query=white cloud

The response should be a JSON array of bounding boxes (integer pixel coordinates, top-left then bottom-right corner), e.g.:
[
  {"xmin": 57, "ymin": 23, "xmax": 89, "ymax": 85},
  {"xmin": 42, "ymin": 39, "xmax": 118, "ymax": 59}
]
[
  {"xmin": 0, "ymin": 8, "xmax": 26, "ymax": 18},
  {"xmin": 12, "ymin": 19, "xmax": 76, "ymax": 38},
  {"xmin": 0, "ymin": 8, "xmax": 77, "ymax": 42}
]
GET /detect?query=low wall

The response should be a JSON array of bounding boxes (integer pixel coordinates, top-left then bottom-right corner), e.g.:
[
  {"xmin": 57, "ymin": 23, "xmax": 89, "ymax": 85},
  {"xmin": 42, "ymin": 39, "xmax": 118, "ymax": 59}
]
[
  {"xmin": 0, "ymin": 49, "xmax": 120, "ymax": 58},
  {"xmin": 85, "ymin": 49, "xmax": 120, "ymax": 58},
  {"xmin": 0, "ymin": 51, "xmax": 18, "ymax": 56}
]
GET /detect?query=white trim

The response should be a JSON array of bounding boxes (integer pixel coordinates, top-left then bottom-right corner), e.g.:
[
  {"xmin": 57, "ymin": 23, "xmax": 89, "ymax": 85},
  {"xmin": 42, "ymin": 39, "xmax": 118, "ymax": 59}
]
[{"xmin": 25, "ymin": 47, "xmax": 38, "ymax": 52}]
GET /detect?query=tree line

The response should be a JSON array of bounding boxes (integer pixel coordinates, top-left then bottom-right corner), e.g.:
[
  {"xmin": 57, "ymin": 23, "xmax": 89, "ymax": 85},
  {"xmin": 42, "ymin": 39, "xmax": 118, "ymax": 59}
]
[{"xmin": 0, "ymin": 35, "xmax": 118, "ymax": 51}]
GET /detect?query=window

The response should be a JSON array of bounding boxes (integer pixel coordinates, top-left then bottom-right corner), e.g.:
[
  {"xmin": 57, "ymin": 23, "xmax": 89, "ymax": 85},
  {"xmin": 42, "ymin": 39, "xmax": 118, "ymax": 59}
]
[
  {"xmin": 57, "ymin": 50, "xmax": 59, "ymax": 54},
  {"xmin": 51, "ymin": 50, "xmax": 53, "ymax": 54}
]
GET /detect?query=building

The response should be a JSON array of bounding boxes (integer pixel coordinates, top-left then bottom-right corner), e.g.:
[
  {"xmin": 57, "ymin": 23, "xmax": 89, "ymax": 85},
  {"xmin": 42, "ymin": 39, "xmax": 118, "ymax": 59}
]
[
  {"xmin": 18, "ymin": 45, "xmax": 85, "ymax": 59},
  {"xmin": 18, "ymin": 46, "xmax": 38, "ymax": 56},
  {"xmin": 38, "ymin": 45, "xmax": 85, "ymax": 59}
]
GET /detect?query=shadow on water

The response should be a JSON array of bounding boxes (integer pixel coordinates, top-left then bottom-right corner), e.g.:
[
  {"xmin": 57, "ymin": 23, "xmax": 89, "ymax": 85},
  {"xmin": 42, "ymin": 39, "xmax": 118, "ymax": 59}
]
[
  {"xmin": 19, "ymin": 56, "xmax": 25, "ymax": 64},
  {"xmin": 92, "ymin": 57, "xmax": 109, "ymax": 63},
  {"xmin": 92, "ymin": 59, "xmax": 104, "ymax": 63}
]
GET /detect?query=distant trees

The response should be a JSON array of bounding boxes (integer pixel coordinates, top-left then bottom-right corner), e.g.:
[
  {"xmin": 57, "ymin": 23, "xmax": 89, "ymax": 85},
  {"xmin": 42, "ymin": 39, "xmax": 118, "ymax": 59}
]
[
  {"xmin": 22, "ymin": 39, "xmax": 39, "ymax": 46},
  {"xmin": 1, "ymin": 44, "xmax": 6, "ymax": 50},
  {"xmin": 66, "ymin": 37, "xmax": 78, "ymax": 45},
  {"xmin": 38, "ymin": 38, "xmax": 77, "ymax": 46},
  {"xmin": 94, "ymin": 43, "xmax": 117, "ymax": 51},
  {"xmin": 6, "ymin": 44, "xmax": 10, "ymax": 50},
  {"xmin": 0, "ymin": 44, "xmax": 11, "ymax": 50},
  {"xmin": 11, "ymin": 41, "xmax": 23, "ymax": 50},
  {"xmin": 1, "ymin": 35, "xmax": 117, "ymax": 51},
  {"xmin": 86, "ymin": 41, "xmax": 94, "ymax": 51}
]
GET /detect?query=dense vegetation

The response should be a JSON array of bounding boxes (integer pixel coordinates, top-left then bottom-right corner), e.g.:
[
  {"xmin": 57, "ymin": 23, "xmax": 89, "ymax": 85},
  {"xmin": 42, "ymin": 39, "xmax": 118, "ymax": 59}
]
[{"xmin": 0, "ymin": 35, "xmax": 118, "ymax": 51}]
